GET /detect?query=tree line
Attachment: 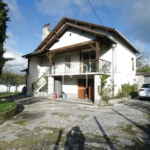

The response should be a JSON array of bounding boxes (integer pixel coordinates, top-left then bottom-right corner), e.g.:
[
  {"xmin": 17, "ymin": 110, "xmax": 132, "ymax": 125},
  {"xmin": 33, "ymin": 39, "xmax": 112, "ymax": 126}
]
[
  {"xmin": 0, "ymin": 0, "xmax": 14, "ymax": 77},
  {"xmin": 0, "ymin": 68, "xmax": 26, "ymax": 92}
]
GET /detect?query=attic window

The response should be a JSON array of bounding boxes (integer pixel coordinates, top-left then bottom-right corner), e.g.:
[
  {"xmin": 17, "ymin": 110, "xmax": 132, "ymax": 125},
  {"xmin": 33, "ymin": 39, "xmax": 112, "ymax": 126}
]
[{"xmin": 70, "ymin": 33, "xmax": 72, "ymax": 36}]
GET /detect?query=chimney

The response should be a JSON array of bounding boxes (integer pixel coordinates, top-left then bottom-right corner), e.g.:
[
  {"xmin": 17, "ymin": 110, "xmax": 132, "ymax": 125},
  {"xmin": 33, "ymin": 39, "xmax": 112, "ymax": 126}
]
[{"xmin": 43, "ymin": 23, "xmax": 50, "ymax": 40}]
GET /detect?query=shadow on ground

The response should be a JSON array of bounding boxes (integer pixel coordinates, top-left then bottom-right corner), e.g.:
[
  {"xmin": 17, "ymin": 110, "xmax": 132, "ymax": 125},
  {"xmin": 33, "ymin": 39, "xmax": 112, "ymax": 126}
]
[
  {"xmin": 111, "ymin": 107, "xmax": 150, "ymax": 149},
  {"xmin": 64, "ymin": 126, "xmax": 85, "ymax": 150},
  {"xmin": 124, "ymin": 100, "xmax": 150, "ymax": 114}
]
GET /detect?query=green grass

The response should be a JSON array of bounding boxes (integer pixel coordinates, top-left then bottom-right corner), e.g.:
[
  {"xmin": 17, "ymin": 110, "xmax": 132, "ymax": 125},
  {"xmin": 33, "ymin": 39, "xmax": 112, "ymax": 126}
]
[
  {"xmin": 0, "ymin": 92, "xmax": 21, "ymax": 97},
  {"xmin": 122, "ymin": 124, "xmax": 137, "ymax": 136},
  {"xmin": 108, "ymin": 103, "xmax": 114, "ymax": 106},
  {"xmin": 14, "ymin": 120, "xmax": 26, "ymax": 125},
  {"xmin": 0, "ymin": 101, "xmax": 16, "ymax": 114}
]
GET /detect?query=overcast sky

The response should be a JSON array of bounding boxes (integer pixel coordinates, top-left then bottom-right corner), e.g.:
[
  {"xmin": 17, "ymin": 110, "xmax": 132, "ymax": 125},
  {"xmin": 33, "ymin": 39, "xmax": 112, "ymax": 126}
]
[{"xmin": 3, "ymin": 0, "xmax": 150, "ymax": 73}]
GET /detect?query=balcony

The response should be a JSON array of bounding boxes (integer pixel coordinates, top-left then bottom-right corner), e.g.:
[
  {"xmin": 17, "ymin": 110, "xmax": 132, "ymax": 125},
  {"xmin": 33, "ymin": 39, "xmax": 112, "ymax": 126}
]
[{"xmin": 51, "ymin": 59, "xmax": 111, "ymax": 75}]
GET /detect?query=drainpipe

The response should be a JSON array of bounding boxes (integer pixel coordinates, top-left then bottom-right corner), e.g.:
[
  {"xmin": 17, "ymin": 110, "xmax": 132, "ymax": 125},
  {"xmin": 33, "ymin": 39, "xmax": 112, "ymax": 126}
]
[
  {"xmin": 112, "ymin": 44, "xmax": 117, "ymax": 97},
  {"xmin": 136, "ymin": 53, "xmax": 142, "ymax": 59}
]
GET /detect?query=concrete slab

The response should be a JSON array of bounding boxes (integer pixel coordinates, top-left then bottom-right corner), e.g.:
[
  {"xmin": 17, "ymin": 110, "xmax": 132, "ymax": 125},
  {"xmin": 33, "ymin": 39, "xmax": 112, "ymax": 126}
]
[{"xmin": 0, "ymin": 95, "xmax": 150, "ymax": 149}]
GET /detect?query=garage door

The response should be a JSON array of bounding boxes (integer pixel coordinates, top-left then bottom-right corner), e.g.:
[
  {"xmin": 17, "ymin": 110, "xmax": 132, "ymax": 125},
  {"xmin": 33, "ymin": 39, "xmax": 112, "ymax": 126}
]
[{"xmin": 144, "ymin": 77, "xmax": 150, "ymax": 84}]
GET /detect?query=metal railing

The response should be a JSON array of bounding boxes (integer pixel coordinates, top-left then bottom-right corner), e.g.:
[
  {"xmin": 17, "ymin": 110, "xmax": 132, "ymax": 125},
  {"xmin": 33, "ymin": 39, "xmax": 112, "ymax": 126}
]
[
  {"xmin": 32, "ymin": 67, "xmax": 50, "ymax": 92},
  {"xmin": 31, "ymin": 59, "xmax": 111, "ymax": 92},
  {"xmin": 51, "ymin": 59, "xmax": 111, "ymax": 75}
]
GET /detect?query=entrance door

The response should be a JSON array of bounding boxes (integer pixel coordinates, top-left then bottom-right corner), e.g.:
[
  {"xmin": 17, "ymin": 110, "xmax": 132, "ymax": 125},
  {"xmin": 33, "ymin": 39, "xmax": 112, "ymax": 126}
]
[
  {"xmin": 78, "ymin": 79, "xmax": 86, "ymax": 99},
  {"xmin": 89, "ymin": 79, "xmax": 94, "ymax": 101}
]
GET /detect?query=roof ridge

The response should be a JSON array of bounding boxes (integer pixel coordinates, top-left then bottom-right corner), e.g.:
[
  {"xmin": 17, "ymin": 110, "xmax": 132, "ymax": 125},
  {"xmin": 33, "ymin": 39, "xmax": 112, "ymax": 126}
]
[{"xmin": 64, "ymin": 17, "xmax": 116, "ymax": 31}]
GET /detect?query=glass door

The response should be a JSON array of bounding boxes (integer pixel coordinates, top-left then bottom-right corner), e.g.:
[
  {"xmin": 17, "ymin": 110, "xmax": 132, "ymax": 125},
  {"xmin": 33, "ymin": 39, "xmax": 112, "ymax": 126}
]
[{"xmin": 82, "ymin": 50, "xmax": 96, "ymax": 73}]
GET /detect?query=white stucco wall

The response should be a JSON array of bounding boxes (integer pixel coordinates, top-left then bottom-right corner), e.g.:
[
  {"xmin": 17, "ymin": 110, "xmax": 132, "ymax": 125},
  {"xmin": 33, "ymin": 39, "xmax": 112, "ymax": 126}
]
[
  {"xmin": 50, "ymin": 28, "xmax": 95, "ymax": 50},
  {"xmin": 112, "ymin": 36, "xmax": 137, "ymax": 94},
  {"xmin": 52, "ymin": 54, "xmax": 65, "ymax": 75},
  {"xmin": 99, "ymin": 47, "xmax": 112, "ymax": 62},
  {"xmin": 0, "ymin": 85, "xmax": 25, "ymax": 93},
  {"xmin": 63, "ymin": 76, "xmax": 78, "ymax": 98}
]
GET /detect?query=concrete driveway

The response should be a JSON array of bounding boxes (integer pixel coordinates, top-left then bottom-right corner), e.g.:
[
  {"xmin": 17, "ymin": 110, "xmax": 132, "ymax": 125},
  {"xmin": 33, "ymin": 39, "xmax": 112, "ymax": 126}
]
[{"xmin": 0, "ymin": 95, "xmax": 150, "ymax": 150}]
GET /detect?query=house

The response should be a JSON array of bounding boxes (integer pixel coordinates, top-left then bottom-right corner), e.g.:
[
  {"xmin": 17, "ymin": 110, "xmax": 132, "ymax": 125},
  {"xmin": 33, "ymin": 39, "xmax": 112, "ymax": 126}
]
[{"xmin": 22, "ymin": 17, "xmax": 140, "ymax": 105}]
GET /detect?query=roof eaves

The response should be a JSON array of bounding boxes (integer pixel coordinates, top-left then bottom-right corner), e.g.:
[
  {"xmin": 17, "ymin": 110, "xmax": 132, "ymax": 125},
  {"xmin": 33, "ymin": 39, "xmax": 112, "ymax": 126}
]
[
  {"xmin": 22, "ymin": 51, "xmax": 41, "ymax": 58},
  {"xmin": 21, "ymin": 69, "xmax": 27, "ymax": 72},
  {"xmin": 66, "ymin": 22, "xmax": 105, "ymax": 37},
  {"xmin": 65, "ymin": 17, "xmax": 140, "ymax": 54},
  {"xmin": 35, "ymin": 18, "xmax": 66, "ymax": 52},
  {"xmin": 64, "ymin": 17, "xmax": 116, "ymax": 31},
  {"xmin": 115, "ymin": 29, "xmax": 140, "ymax": 54},
  {"xmin": 40, "ymin": 23, "xmax": 68, "ymax": 53}
]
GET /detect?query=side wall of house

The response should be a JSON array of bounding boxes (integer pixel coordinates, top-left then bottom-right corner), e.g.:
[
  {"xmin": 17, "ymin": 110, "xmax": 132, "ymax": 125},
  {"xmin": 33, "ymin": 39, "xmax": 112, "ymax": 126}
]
[
  {"xmin": 112, "ymin": 35, "xmax": 137, "ymax": 95},
  {"xmin": 27, "ymin": 57, "xmax": 49, "ymax": 96}
]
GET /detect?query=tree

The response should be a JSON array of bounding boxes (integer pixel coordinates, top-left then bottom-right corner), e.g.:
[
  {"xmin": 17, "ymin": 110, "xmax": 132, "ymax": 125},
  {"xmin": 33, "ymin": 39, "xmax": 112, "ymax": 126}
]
[
  {"xmin": 0, "ymin": 68, "xmax": 26, "ymax": 93},
  {"xmin": 0, "ymin": 68, "xmax": 13, "ymax": 92},
  {"xmin": 0, "ymin": 0, "xmax": 14, "ymax": 77},
  {"xmin": 12, "ymin": 73, "xmax": 26, "ymax": 92},
  {"xmin": 136, "ymin": 49, "xmax": 150, "ymax": 72}
]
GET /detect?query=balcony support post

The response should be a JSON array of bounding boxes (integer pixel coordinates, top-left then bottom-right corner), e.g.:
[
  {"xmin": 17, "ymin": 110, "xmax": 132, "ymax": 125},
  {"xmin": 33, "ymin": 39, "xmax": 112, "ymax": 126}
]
[
  {"xmin": 46, "ymin": 51, "xmax": 55, "ymax": 74},
  {"xmin": 89, "ymin": 42, "xmax": 101, "ymax": 72},
  {"xmin": 80, "ymin": 51, "xmax": 82, "ymax": 73},
  {"xmin": 96, "ymin": 42, "xmax": 100, "ymax": 72}
]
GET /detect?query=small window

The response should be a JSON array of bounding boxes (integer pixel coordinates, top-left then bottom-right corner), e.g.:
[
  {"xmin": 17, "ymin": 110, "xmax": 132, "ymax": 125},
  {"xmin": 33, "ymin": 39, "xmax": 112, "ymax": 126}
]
[{"xmin": 132, "ymin": 58, "xmax": 134, "ymax": 71}]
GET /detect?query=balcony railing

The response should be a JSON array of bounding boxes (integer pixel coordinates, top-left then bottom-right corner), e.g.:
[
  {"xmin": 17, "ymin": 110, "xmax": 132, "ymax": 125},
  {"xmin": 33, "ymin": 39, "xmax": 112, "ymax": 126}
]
[{"xmin": 51, "ymin": 59, "xmax": 111, "ymax": 75}]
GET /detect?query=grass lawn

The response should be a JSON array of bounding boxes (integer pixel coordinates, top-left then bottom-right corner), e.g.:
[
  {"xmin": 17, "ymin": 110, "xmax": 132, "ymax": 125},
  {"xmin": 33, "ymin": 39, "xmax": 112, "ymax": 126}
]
[
  {"xmin": 0, "ymin": 101, "xmax": 16, "ymax": 114},
  {"xmin": 0, "ymin": 92, "xmax": 21, "ymax": 97}
]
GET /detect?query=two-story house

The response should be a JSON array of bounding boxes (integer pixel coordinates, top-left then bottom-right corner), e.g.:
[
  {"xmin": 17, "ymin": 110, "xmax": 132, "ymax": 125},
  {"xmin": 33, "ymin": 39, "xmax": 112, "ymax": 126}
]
[{"xmin": 22, "ymin": 17, "xmax": 140, "ymax": 105}]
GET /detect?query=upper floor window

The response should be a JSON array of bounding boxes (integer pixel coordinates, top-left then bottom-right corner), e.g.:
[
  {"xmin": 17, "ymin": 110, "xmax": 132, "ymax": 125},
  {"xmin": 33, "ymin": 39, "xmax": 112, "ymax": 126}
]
[{"xmin": 132, "ymin": 58, "xmax": 134, "ymax": 71}]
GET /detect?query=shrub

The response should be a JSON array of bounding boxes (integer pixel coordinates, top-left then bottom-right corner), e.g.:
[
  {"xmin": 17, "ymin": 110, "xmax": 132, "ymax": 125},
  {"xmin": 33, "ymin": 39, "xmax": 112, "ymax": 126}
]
[
  {"xmin": 98, "ymin": 74, "xmax": 108, "ymax": 97},
  {"xmin": 121, "ymin": 82, "xmax": 138, "ymax": 96},
  {"xmin": 98, "ymin": 73, "xmax": 117, "ymax": 104},
  {"xmin": 101, "ymin": 95, "xmax": 110, "ymax": 104},
  {"xmin": 117, "ymin": 90, "xmax": 129, "ymax": 98}
]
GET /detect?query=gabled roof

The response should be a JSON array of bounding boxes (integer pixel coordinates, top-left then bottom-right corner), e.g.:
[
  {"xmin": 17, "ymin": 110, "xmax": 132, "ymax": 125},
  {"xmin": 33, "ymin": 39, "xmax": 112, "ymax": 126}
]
[{"xmin": 23, "ymin": 17, "xmax": 140, "ymax": 58}]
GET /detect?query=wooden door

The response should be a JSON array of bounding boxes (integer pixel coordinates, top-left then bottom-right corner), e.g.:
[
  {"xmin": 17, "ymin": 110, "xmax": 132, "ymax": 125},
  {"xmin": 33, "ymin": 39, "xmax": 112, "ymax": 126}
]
[
  {"xmin": 89, "ymin": 79, "xmax": 94, "ymax": 101},
  {"xmin": 78, "ymin": 79, "xmax": 86, "ymax": 99}
]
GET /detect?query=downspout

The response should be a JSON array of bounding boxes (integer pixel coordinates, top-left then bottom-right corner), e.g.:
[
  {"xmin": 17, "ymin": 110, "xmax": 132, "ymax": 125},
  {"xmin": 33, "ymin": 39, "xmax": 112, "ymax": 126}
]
[
  {"xmin": 112, "ymin": 44, "xmax": 117, "ymax": 97},
  {"xmin": 136, "ymin": 53, "xmax": 142, "ymax": 59}
]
